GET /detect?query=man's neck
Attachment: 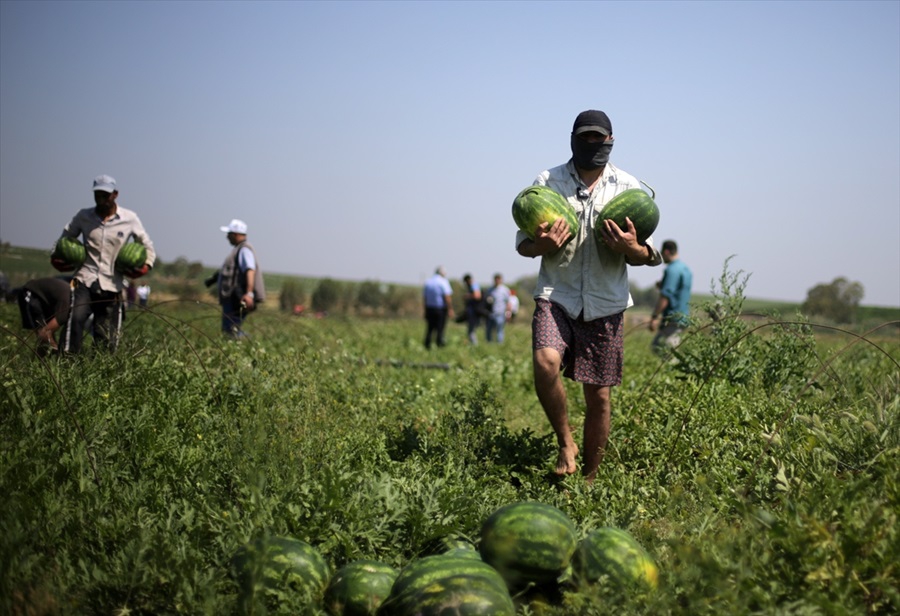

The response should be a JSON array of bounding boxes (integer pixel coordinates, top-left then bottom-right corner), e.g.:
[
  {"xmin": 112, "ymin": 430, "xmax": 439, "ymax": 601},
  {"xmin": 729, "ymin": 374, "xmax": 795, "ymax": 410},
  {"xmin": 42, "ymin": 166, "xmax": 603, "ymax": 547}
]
[
  {"xmin": 95, "ymin": 203, "xmax": 118, "ymax": 221},
  {"xmin": 576, "ymin": 165, "xmax": 605, "ymax": 190}
]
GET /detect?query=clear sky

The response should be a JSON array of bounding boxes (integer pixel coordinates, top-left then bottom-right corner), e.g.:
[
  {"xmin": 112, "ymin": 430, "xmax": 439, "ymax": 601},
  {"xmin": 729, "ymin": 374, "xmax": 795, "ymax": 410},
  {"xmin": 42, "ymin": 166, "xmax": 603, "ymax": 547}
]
[{"xmin": 1, "ymin": 0, "xmax": 898, "ymax": 307}]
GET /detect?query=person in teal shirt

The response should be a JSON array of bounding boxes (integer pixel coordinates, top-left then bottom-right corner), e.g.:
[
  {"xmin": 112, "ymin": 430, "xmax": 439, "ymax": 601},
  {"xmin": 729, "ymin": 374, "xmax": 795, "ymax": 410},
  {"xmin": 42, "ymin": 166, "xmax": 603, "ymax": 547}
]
[{"xmin": 649, "ymin": 240, "xmax": 692, "ymax": 355}]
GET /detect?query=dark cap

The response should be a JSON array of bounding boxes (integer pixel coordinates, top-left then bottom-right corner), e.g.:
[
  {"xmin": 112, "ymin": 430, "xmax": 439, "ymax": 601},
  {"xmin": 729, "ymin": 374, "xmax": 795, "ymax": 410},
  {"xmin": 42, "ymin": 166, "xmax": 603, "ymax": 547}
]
[{"xmin": 572, "ymin": 110, "xmax": 612, "ymax": 136}]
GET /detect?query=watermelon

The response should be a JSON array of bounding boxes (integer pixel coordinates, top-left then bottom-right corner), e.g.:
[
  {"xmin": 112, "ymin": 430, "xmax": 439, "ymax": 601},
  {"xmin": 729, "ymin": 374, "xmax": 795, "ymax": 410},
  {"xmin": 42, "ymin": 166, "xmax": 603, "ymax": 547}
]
[
  {"xmin": 52, "ymin": 237, "xmax": 86, "ymax": 266},
  {"xmin": 479, "ymin": 502, "xmax": 578, "ymax": 591},
  {"xmin": 422, "ymin": 534, "xmax": 480, "ymax": 560},
  {"xmin": 570, "ymin": 527, "xmax": 658, "ymax": 591},
  {"xmin": 379, "ymin": 554, "xmax": 513, "ymax": 616},
  {"xmin": 512, "ymin": 185, "xmax": 579, "ymax": 244},
  {"xmin": 325, "ymin": 559, "xmax": 398, "ymax": 616},
  {"xmin": 386, "ymin": 572, "xmax": 516, "ymax": 616},
  {"xmin": 232, "ymin": 536, "xmax": 330, "ymax": 606},
  {"xmin": 596, "ymin": 188, "xmax": 660, "ymax": 244},
  {"xmin": 115, "ymin": 242, "xmax": 147, "ymax": 271}
]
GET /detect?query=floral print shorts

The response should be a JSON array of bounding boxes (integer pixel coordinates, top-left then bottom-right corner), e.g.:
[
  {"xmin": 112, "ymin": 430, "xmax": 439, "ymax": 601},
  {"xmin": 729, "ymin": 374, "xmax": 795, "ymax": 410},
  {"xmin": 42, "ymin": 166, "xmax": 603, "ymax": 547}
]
[{"xmin": 532, "ymin": 299, "xmax": 624, "ymax": 386}]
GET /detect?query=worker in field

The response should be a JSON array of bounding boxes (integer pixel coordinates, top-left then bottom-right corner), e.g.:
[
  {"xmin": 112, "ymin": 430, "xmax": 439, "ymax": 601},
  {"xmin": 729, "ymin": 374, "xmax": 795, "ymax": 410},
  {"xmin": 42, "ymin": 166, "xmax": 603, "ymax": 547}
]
[
  {"xmin": 17, "ymin": 277, "xmax": 72, "ymax": 356},
  {"xmin": 515, "ymin": 109, "xmax": 662, "ymax": 483}
]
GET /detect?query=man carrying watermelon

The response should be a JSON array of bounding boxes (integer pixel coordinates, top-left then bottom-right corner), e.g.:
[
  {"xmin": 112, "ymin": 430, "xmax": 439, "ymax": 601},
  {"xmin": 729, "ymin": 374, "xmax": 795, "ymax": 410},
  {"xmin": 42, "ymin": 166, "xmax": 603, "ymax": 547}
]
[
  {"xmin": 205, "ymin": 219, "xmax": 266, "ymax": 339},
  {"xmin": 53, "ymin": 174, "xmax": 156, "ymax": 354},
  {"xmin": 514, "ymin": 110, "xmax": 662, "ymax": 483}
]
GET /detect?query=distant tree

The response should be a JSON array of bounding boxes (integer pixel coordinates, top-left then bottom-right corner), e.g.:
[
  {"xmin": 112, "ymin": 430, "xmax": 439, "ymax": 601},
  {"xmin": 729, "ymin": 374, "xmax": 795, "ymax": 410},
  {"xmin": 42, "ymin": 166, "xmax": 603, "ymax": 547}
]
[
  {"xmin": 356, "ymin": 280, "xmax": 384, "ymax": 312},
  {"xmin": 384, "ymin": 284, "xmax": 419, "ymax": 317},
  {"xmin": 802, "ymin": 277, "xmax": 864, "ymax": 323},
  {"xmin": 311, "ymin": 278, "xmax": 341, "ymax": 313},
  {"xmin": 187, "ymin": 261, "xmax": 205, "ymax": 279}
]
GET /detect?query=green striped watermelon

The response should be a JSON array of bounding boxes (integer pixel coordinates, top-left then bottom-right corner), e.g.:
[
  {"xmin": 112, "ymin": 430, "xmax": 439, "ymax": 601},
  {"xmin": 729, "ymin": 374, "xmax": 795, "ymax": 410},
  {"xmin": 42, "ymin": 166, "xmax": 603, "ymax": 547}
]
[
  {"xmin": 478, "ymin": 502, "xmax": 578, "ymax": 591},
  {"xmin": 232, "ymin": 536, "xmax": 330, "ymax": 606},
  {"xmin": 325, "ymin": 559, "xmax": 398, "ymax": 616},
  {"xmin": 512, "ymin": 185, "xmax": 579, "ymax": 244},
  {"xmin": 426, "ymin": 534, "xmax": 480, "ymax": 560},
  {"xmin": 596, "ymin": 188, "xmax": 660, "ymax": 244},
  {"xmin": 115, "ymin": 242, "xmax": 147, "ymax": 271},
  {"xmin": 52, "ymin": 237, "xmax": 86, "ymax": 266},
  {"xmin": 570, "ymin": 527, "xmax": 658, "ymax": 591},
  {"xmin": 379, "ymin": 554, "xmax": 513, "ymax": 616}
]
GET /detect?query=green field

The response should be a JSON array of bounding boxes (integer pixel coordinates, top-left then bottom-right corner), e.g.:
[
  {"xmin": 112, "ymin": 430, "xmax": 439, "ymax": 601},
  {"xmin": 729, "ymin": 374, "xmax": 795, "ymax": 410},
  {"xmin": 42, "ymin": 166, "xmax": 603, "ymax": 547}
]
[{"xmin": 2, "ymin": 267, "xmax": 898, "ymax": 615}]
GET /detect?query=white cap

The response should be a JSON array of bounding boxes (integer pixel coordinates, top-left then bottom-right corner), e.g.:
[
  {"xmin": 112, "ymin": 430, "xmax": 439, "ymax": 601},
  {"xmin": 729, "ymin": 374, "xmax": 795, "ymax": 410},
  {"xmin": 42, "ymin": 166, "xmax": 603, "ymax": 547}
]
[
  {"xmin": 93, "ymin": 174, "xmax": 117, "ymax": 193},
  {"xmin": 220, "ymin": 219, "xmax": 248, "ymax": 234}
]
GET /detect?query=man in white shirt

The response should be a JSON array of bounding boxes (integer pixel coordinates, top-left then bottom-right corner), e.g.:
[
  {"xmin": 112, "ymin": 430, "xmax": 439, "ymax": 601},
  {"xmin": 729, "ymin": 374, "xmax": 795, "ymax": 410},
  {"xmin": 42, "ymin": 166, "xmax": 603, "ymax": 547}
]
[
  {"xmin": 515, "ymin": 110, "xmax": 662, "ymax": 483},
  {"xmin": 206, "ymin": 219, "xmax": 265, "ymax": 338},
  {"xmin": 54, "ymin": 174, "xmax": 155, "ymax": 353}
]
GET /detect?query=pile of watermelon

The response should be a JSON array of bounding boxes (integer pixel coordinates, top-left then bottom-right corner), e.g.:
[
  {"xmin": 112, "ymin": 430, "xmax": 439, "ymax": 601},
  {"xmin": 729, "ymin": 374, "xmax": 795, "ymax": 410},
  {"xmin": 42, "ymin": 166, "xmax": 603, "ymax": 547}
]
[{"xmin": 232, "ymin": 502, "xmax": 658, "ymax": 614}]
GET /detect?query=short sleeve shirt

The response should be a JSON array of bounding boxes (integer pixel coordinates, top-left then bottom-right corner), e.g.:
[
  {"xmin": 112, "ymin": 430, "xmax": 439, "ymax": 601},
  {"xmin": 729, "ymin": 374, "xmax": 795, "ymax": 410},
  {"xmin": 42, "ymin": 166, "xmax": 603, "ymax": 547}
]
[
  {"xmin": 660, "ymin": 259, "xmax": 692, "ymax": 325},
  {"xmin": 237, "ymin": 246, "xmax": 257, "ymax": 272},
  {"xmin": 488, "ymin": 284, "xmax": 511, "ymax": 316},
  {"xmin": 515, "ymin": 161, "xmax": 658, "ymax": 321},
  {"xmin": 423, "ymin": 274, "xmax": 452, "ymax": 308}
]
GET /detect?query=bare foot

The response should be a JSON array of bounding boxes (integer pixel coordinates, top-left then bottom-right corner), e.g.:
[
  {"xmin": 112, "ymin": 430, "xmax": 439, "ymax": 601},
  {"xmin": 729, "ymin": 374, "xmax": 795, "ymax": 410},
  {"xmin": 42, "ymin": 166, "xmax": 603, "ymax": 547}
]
[{"xmin": 555, "ymin": 445, "xmax": 579, "ymax": 475}]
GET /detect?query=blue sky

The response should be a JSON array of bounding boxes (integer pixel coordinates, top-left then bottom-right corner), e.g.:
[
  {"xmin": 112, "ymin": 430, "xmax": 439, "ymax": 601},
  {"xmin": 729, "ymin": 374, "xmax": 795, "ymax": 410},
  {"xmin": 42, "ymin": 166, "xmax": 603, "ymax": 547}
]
[{"xmin": 1, "ymin": 0, "xmax": 898, "ymax": 307}]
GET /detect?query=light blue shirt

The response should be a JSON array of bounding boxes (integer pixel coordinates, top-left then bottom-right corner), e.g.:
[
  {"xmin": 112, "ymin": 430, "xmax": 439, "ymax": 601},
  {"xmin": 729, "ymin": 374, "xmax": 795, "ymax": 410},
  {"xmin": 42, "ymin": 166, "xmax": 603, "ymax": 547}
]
[
  {"xmin": 660, "ymin": 258, "xmax": 692, "ymax": 325},
  {"xmin": 237, "ymin": 246, "xmax": 256, "ymax": 272},
  {"xmin": 423, "ymin": 273, "xmax": 452, "ymax": 308},
  {"xmin": 488, "ymin": 284, "xmax": 511, "ymax": 316}
]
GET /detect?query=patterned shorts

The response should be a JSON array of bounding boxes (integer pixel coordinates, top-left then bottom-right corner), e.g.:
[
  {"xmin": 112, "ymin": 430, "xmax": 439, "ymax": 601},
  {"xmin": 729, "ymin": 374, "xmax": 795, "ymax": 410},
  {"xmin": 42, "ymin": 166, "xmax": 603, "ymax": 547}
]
[{"xmin": 532, "ymin": 299, "xmax": 624, "ymax": 386}]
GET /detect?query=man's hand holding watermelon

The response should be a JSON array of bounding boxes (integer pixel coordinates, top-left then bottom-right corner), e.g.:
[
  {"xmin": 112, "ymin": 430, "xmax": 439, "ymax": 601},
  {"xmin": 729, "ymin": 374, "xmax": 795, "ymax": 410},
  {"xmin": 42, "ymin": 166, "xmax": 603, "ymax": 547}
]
[
  {"xmin": 597, "ymin": 216, "xmax": 656, "ymax": 265},
  {"xmin": 526, "ymin": 218, "xmax": 573, "ymax": 258},
  {"xmin": 50, "ymin": 257, "xmax": 75, "ymax": 272},
  {"xmin": 125, "ymin": 263, "xmax": 151, "ymax": 279}
]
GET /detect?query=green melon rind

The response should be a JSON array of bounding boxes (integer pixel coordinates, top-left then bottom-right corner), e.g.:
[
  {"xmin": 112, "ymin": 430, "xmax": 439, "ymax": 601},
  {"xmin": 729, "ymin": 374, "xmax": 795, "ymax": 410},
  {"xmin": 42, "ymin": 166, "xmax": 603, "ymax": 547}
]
[
  {"xmin": 324, "ymin": 559, "xmax": 398, "ymax": 616},
  {"xmin": 380, "ymin": 554, "xmax": 511, "ymax": 615},
  {"xmin": 391, "ymin": 572, "xmax": 516, "ymax": 616},
  {"xmin": 512, "ymin": 185, "xmax": 579, "ymax": 243},
  {"xmin": 115, "ymin": 242, "xmax": 147, "ymax": 271},
  {"xmin": 52, "ymin": 237, "xmax": 86, "ymax": 266},
  {"xmin": 478, "ymin": 502, "xmax": 578, "ymax": 589},
  {"xmin": 232, "ymin": 536, "xmax": 331, "ymax": 603},
  {"xmin": 596, "ymin": 188, "xmax": 660, "ymax": 244},
  {"xmin": 570, "ymin": 527, "xmax": 658, "ymax": 591}
]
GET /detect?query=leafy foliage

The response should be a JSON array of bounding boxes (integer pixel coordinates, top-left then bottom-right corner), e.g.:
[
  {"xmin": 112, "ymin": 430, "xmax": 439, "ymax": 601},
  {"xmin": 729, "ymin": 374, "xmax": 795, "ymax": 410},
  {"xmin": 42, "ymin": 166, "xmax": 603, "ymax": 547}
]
[{"xmin": 0, "ymin": 276, "xmax": 897, "ymax": 615}]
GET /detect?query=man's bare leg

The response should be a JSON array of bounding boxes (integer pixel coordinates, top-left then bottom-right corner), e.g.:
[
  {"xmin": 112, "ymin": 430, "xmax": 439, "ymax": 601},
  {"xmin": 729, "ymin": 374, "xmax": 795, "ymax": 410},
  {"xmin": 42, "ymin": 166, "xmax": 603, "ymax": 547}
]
[
  {"xmin": 534, "ymin": 348, "xmax": 578, "ymax": 474},
  {"xmin": 581, "ymin": 383, "xmax": 611, "ymax": 483}
]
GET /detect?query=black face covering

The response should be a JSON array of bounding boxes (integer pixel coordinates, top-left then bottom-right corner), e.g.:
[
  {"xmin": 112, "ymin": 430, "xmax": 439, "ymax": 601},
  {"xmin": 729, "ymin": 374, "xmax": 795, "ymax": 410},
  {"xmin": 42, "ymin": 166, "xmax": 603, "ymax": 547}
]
[{"xmin": 571, "ymin": 136, "xmax": 614, "ymax": 170}]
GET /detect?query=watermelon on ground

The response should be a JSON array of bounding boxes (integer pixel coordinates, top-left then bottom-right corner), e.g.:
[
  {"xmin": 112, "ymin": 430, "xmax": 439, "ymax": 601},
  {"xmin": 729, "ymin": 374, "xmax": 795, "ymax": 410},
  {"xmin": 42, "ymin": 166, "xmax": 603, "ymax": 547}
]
[
  {"xmin": 570, "ymin": 527, "xmax": 658, "ymax": 591},
  {"xmin": 232, "ymin": 536, "xmax": 330, "ymax": 607},
  {"xmin": 325, "ymin": 559, "xmax": 398, "ymax": 616},
  {"xmin": 479, "ymin": 501, "xmax": 578, "ymax": 591},
  {"xmin": 379, "ymin": 553, "xmax": 513, "ymax": 616},
  {"xmin": 512, "ymin": 185, "xmax": 579, "ymax": 244},
  {"xmin": 389, "ymin": 572, "xmax": 515, "ymax": 616},
  {"xmin": 596, "ymin": 188, "xmax": 660, "ymax": 245},
  {"xmin": 115, "ymin": 242, "xmax": 147, "ymax": 271},
  {"xmin": 52, "ymin": 237, "xmax": 86, "ymax": 266}
]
